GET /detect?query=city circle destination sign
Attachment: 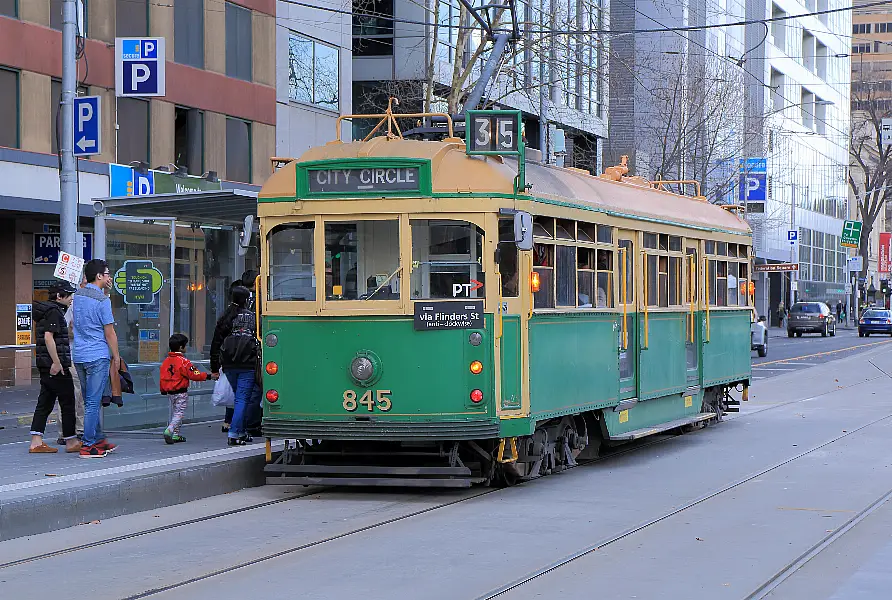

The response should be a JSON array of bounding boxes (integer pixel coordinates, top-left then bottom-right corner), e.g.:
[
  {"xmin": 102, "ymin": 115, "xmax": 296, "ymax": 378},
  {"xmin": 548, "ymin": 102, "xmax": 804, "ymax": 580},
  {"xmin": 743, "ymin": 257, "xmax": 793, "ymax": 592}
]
[{"xmin": 308, "ymin": 166, "xmax": 421, "ymax": 194}]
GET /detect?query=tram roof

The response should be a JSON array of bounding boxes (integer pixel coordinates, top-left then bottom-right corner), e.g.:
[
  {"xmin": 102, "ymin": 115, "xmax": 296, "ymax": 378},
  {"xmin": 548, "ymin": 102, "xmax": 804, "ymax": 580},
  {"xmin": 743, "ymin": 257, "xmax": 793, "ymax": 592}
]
[{"xmin": 260, "ymin": 137, "xmax": 750, "ymax": 236}]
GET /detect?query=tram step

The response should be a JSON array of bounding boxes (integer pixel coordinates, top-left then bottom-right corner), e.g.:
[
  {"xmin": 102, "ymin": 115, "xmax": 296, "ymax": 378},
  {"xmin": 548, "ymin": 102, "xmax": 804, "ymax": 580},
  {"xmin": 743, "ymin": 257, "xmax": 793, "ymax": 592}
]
[
  {"xmin": 724, "ymin": 406, "xmax": 740, "ymax": 412},
  {"xmin": 726, "ymin": 399, "xmax": 741, "ymax": 406},
  {"xmin": 607, "ymin": 412, "xmax": 717, "ymax": 441},
  {"xmin": 265, "ymin": 476, "xmax": 474, "ymax": 488},
  {"xmin": 264, "ymin": 464, "xmax": 476, "ymax": 488}
]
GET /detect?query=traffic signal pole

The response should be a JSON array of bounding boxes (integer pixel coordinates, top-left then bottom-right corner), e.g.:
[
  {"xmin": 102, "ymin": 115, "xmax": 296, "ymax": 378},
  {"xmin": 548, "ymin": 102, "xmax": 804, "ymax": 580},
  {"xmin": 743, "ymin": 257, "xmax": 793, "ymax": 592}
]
[{"xmin": 59, "ymin": 0, "xmax": 78, "ymax": 255}]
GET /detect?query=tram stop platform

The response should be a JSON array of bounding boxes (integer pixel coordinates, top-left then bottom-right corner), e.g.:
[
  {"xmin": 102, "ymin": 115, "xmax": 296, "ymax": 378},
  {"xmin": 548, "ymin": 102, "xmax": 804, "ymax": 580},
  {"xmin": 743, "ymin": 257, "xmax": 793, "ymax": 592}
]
[{"xmin": 0, "ymin": 416, "xmax": 278, "ymax": 542}]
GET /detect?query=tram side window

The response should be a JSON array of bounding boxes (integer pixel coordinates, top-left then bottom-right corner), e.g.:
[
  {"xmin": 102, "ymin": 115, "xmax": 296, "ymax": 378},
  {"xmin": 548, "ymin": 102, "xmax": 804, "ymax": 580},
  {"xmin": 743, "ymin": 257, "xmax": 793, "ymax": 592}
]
[
  {"xmin": 738, "ymin": 262, "xmax": 749, "ymax": 306},
  {"xmin": 555, "ymin": 245, "xmax": 576, "ymax": 307},
  {"xmin": 411, "ymin": 220, "xmax": 485, "ymax": 300},
  {"xmin": 727, "ymin": 262, "xmax": 739, "ymax": 305},
  {"xmin": 325, "ymin": 220, "xmax": 400, "ymax": 300},
  {"xmin": 269, "ymin": 223, "xmax": 315, "ymax": 301},
  {"xmin": 498, "ymin": 219, "xmax": 519, "ymax": 298},
  {"xmin": 533, "ymin": 243, "xmax": 554, "ymax": 308},
  {"xmin": 597, "ymin": 249, "xmax": 614, "ymax": 308},
  {"xmin": 578, "ymin": 249, "xmax": 595, "ymax": 307}
]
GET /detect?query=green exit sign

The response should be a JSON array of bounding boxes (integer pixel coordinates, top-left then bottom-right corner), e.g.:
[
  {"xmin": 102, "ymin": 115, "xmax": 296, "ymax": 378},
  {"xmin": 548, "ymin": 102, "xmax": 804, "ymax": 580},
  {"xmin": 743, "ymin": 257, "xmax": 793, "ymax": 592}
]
[{"xmin": 841, "ymin": 220, "xmax": 862, "ymax": 248}]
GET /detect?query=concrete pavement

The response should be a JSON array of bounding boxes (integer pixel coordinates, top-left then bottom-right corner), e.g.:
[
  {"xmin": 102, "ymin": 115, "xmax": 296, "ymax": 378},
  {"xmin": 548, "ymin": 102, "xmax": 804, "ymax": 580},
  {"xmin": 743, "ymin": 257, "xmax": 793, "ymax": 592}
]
[{"xmin": 2, "ymin": 332, "xmax": 892, "ymax": 597}]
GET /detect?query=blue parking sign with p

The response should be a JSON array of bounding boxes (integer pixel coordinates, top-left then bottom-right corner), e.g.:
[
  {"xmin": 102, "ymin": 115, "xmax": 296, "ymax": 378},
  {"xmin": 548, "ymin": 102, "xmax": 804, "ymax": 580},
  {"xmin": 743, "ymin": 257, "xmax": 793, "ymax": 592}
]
[{"xmin": 115, "ymin": 37, "xmax": 166, "ymax": 97}]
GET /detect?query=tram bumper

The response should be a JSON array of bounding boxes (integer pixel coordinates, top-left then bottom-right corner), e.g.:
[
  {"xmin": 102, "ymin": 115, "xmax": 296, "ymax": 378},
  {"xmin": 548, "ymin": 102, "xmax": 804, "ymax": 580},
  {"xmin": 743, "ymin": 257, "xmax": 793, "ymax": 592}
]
[{"xmin": 264, "ymin": 462, "xmax": 476, "ymax": 488}]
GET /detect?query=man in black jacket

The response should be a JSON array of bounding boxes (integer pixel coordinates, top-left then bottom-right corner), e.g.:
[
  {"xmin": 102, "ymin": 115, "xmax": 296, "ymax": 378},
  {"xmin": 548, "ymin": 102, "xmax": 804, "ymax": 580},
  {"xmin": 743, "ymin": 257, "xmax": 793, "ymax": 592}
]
[{"xmin": 29, "ymin": 283, "xmax": 82, "ymax": 453}]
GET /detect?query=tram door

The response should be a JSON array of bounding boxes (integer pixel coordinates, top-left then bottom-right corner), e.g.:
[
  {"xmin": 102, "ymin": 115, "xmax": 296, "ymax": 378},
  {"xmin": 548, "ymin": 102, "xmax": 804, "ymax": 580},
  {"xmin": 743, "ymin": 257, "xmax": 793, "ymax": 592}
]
[
  {"xmin": 617, "ymin": 234, "xmax": 637, "ymax": 400},
  {"xmin": 497, "ymin": 218, "xmax": 524, "ymax": 413},
  {"xmin": 685, "ymin": 245, "xmax": 701, "ymax": 388}
]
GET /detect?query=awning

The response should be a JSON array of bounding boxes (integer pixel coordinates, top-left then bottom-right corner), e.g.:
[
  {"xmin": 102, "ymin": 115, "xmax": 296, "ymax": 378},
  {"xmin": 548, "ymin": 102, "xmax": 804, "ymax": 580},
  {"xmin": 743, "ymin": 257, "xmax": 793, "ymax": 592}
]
[{"xmin": 93, "ymin": 189, "xmax": 258, "ymax": 226}]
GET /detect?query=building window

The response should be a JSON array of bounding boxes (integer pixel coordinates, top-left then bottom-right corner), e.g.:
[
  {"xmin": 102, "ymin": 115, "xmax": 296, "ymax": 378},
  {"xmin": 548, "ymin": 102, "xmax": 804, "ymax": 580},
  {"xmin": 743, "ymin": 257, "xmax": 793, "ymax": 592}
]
[
  {"xmin": 51, "ymin": 79, "xmax": 88, "ymax": 155},
  {"xmin": 352, "ymin": 0, "xmax": 393, "ymax": 57},
  {"xmin": 115, "ymin": 0, "xmax": 147, "ymax": 37},
  {"xmin": 0, "ymin": 68, "xmax": 18, "ymax": 149},
  {"xmin": 853, "ymin": 23, "xmax": 872, "ymax": 34},
  {"xmin": 226, "ymin": 117, "xmax": 251, "ymax": 183},
  {"xmin": 289, "ymin": 33, "xmax": 340, "ymax": 112},
  {"xmin": 0, "ymin": 0, "xmax": 16, "ymax": 18},
  {"xmin": 174, "ymin": 107, "xmax": 204, "ymax": 175},
  {"xmin": 175, "ymin": 0, "xmax": 204, "ymax": 68},
  {"xmin": 117, "ymin": 97, "xmax": 150, "ymax": 166},
  {"xmin": 225, "ymin": 2, "xmax": 253, "ymax": 81}
]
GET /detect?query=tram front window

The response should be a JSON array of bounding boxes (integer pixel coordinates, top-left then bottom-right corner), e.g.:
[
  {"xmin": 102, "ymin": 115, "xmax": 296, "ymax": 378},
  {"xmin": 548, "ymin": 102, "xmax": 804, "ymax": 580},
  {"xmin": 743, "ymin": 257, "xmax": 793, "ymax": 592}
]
[
  {"xmin": 269, "ymin": 222, "xmax": 315, "ymax": 301},
  {"xmin": 411, "ymin": 220, "xmax": 485, "ymax": 299},
  {"xmin": 325, "ymin": 220, "xmax": 400, "ymax": 300}
]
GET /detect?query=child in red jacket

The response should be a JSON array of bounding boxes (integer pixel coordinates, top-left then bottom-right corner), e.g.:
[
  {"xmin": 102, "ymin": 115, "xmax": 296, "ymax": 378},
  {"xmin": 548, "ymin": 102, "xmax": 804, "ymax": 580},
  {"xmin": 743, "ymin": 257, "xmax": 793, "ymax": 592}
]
[{"xmin": 160, "ymin": 334, "xmax": 218, "ymax": 444}]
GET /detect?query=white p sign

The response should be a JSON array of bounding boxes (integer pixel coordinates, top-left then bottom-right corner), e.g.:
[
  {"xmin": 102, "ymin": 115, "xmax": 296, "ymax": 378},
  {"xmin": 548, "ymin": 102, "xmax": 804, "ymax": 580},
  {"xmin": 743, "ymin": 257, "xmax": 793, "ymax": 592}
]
[
  {"xmin": 131, "ymin": 64, "xmax": 151, "ymax": 90},
  {"xmin": 78, "ymin": 102, "xmax": 93, "ymax": 131}
]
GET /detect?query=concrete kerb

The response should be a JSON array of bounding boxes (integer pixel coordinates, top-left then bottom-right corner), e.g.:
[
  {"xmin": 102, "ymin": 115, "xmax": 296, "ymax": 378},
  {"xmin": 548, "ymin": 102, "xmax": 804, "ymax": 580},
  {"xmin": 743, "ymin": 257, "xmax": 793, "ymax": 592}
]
[{"xmin": 0, "ymin": 443, "xmax": 283, "ymax": 542}]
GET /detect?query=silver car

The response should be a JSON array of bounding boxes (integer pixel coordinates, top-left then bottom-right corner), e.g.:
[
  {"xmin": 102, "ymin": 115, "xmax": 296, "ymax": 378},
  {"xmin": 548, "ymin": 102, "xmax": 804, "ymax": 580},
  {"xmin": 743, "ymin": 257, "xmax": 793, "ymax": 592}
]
[{"xmin": 787, "ymin": 302, "xmax": 836, "ymax": 338}]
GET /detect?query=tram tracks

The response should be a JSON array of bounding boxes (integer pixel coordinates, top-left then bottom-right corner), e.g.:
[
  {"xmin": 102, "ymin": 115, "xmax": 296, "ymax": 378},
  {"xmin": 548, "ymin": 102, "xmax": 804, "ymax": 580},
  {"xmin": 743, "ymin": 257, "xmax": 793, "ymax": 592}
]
[{"xmin": 475, "ymin": 410, "xmax": 892, "ymax": 599}]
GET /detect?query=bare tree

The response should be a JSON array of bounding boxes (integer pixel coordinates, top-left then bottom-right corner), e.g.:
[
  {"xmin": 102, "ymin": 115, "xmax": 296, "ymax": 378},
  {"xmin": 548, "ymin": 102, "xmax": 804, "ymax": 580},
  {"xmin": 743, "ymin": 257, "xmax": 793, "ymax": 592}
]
[{"xmin": 849, "ymin": 77, "xmax": 892, "ymax": 281}]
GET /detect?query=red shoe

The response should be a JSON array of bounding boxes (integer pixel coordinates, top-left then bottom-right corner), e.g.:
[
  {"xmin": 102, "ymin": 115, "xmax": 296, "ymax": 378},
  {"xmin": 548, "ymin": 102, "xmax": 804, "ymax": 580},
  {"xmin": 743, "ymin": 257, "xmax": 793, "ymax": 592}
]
[
  {"xmin": 79, "ymin": 444, "xmax": 108, "ymax": 459},
  {"xmin": 95, "ymin": 439, "xmax": 117, "ymax": 453}
]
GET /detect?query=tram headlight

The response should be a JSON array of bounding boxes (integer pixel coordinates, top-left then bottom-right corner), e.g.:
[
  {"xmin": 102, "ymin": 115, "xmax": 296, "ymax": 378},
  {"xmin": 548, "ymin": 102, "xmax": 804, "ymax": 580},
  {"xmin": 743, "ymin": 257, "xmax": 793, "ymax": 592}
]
[
  {"xmin": 266, "ymin": 389, "xmax": 279, "ymax": 403},
  {"xmin": 470, "ymin": 360, "xmax": 483, "ymax": 374},
  {"xmin": 265, "ymin": 333, "xmax": 279, "ymax": 347},
  {"xmin": 470, "ymin": 389, "xmax": 484, "ymax": 403},
  {"xmin": 350, "ymin": 356, "xmax": 374, "ymax": 382},
  {"xmin": 531, "ymin": 271, "xmax": 541, "ymax": 293},
  {"xmin": 468, "ymin": 332, "xmax": 482, "ymax": 346}
]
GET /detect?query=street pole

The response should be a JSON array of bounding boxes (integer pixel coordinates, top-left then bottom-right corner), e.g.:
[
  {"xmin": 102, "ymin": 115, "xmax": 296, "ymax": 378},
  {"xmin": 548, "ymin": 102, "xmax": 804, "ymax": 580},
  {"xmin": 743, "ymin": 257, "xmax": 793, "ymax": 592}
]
[
  {"xmin": 537, "ymin": 0, "xmax": 549, "ymax": 164},
  {"xmin": 59, "ymin": 0, "xmax": 78, "ymax": 255},
  {"xmin": 790, "ymin": 182, "xmax": 796, "ymax": 306}
]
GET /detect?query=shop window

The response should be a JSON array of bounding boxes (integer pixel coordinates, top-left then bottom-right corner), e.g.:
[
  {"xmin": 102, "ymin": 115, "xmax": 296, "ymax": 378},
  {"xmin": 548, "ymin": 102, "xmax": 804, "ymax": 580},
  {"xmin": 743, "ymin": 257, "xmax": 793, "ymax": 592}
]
[
  {"xmin": 117, "ymin": 97, "xmax": 150, "ymax": 166},
  {"xmin": 289, "ymin": 32, "xmax": 340, "ymax": 111},
  {"xmin": 175, "ymin": 106, "xmax": 204, "ymax": 175},
  {"xmin": 498, "ymin": 219, "xmax": 519, "ymax": 298},
  {"xmin": 50, "ymin": 79, "xmax": 88, "ymax": 154},
  {"xmin": 116, "ymin": 0, "xmax": 148, "ymax": 37},
  {"xmin": 226, "ymin": 2, "xmax": 253, "ymax": 81},
  {"xmin": 225, "ymin": 117, "xmax": 251, "ymax": 183},
  {"xmin": 0, "ymin": 0, "xmax": 16, "ymax": 17},
  {"xmin": 0, "ymin": 68, "xmax": 19, "ymax": 149},
  {"xmin": 269, "ymin": 223, "xmax": 314, "ymax": 301},
  {"xmin": 326, "ymin": 220, "xmax": 400, "ymax": 300},
  {"xmin": 533, "ymin": 243, "xmax": 554, "ymax": 308},
  {"xmin": 175, "ymin": 0, "xmax": 204, "ymax": 68},
  {"xmin": 411, "ymin": 220, "xmax": 484, "ymax": 300}
]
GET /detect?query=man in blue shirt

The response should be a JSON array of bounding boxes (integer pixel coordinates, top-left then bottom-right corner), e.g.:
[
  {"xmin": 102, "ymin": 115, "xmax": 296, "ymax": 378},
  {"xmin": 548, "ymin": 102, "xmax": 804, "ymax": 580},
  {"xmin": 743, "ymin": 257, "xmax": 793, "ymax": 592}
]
[{"xmin": 72, "ymin": 259, "xmax": 120, "ymax": 458}]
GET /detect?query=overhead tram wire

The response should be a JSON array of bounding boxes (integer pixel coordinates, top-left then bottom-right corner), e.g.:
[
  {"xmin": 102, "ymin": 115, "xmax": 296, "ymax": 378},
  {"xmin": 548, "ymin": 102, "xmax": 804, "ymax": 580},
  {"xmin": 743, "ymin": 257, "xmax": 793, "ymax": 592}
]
[{"xmin": 278, "ymin": 0, "xmax": 892, "ymax": 37}]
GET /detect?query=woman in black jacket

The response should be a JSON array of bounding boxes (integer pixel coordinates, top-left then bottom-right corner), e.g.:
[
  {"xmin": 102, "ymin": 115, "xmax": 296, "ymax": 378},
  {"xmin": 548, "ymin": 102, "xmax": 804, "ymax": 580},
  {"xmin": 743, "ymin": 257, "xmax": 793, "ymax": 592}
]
[{"xmin": 210, "ymin": 286, "xmax": 260, "ymax": 445}]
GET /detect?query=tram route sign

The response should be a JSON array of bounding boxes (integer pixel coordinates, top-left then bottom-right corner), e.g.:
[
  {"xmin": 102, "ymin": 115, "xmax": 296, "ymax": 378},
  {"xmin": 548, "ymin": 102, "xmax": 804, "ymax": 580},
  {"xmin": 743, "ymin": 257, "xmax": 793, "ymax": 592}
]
[
  {"xmin": 466, "ymin": 110, "xmax": 522, "ymax": 155},
  {"xmin": 306, "ymin": 166, "xmax": 421, "ymax": 194},
  {"xmin": 414, "ymin": 301, "xmax": 484, "ymax": 331}
]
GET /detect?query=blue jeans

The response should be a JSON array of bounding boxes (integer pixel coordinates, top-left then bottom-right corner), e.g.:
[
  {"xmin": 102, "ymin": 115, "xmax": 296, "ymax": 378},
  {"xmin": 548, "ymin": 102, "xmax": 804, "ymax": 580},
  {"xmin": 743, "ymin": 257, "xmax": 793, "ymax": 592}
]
[
  {"xmin": 76, "ymin": 358, "xmax": 110, "ymax": 446},
  {"xmin": 225, "ymin": 369, "xmax": 256, "ymax": 439}
]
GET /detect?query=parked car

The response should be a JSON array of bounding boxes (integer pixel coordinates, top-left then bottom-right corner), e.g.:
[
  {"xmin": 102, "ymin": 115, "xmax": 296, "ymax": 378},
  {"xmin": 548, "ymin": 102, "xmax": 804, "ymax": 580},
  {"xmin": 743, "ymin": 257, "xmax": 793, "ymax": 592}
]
[
  {"xmin": 787, "ymin": 302, "xmax": 836, "ymax": 337},
  {"xmin": 751, "ymin": 312, "xmax": 768, "ymax": 357},
  {"xmin": 859, "ymin": 308, "xmax": 892, "ymax": 337}
]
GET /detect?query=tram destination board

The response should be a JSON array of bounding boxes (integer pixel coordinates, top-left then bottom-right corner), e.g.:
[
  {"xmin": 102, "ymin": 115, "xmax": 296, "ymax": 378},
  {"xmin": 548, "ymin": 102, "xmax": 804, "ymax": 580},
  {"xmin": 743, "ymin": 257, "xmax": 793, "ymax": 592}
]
[
  {"xmin": 465, "ymin": 110, "xmax": 522, "ymax": 155},
  {"xmin": 414, "ymin": 301, "xmax": 484, "ymax": 331},
  {"xmin": 307, "ymin": 166, "xmax": 421, "ymax": 194}
]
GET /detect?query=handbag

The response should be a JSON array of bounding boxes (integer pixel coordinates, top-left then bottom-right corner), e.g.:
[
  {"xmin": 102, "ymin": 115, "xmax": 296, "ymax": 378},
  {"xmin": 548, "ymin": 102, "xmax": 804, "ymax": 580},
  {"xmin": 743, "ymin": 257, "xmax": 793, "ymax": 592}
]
[{"xmin": 212, "ymin": 369, "xmax": 235, "ymax": 407}]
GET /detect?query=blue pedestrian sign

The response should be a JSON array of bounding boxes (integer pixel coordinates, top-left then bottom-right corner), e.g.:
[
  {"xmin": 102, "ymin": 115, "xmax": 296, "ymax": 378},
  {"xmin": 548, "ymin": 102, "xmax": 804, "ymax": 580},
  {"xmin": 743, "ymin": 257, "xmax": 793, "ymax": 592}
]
[
  {"xmin": 73, "ymin": 96, "xmax": 101, "ymax": 157},
  {"xmin": 115, "ymin": 38, "xmax": 166, "ymax": 97}
]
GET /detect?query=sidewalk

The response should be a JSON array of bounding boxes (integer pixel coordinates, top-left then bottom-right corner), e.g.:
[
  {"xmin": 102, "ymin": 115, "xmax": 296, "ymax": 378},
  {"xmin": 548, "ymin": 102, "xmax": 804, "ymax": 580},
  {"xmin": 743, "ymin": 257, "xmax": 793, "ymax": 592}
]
[{"xmin": 0, "ymin": 421, "xmax": 280, "ymax": 541}]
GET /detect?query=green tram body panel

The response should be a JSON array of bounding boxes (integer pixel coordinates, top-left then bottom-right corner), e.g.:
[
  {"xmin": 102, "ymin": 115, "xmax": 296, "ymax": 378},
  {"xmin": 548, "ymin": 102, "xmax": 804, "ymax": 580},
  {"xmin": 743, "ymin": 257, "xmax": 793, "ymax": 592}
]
[
  {"xmin": 261, "ymin": 309, "xmax": 751, "ymax": 441},
  {"xmin": 261, "ymin": 315, "xmax": 498, "ymax": 440}
]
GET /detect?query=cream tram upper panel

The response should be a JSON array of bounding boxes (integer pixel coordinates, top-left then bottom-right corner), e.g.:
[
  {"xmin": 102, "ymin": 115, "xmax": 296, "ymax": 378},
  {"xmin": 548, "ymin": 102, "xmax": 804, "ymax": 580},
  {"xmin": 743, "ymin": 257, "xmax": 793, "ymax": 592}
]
[{"xmin": 259, "ymin": 137, "xmax": 751, "ymax": 236}]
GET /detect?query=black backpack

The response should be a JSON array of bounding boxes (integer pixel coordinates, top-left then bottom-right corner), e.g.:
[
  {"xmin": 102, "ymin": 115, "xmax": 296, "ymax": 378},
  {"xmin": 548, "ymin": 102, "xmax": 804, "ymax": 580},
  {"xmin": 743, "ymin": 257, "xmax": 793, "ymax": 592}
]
[{"xmin": 221, "ymin": 309, "xmax": 259, "ymax": 366}]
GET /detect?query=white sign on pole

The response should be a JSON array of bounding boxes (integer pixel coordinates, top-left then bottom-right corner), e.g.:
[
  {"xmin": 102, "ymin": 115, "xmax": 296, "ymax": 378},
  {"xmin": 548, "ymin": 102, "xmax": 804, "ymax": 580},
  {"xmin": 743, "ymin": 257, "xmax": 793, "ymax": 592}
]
[
  {"xmin": 845, "ymin": 283, "xmax": 853, "ymax": 293},
  {"xmin": 791, "ymin": 281, "xmax": 798, "ymax": 292},
  {"xmin": 848, "ymin": 255, "xmax": 864, "ymax": 272},
  {"xmin": 54, "ymin": 251, "xmax": 85, "ymax": 286},
  {"xmin": 883, "ymin": 118, "xmax": 892, "ymax": 147}
]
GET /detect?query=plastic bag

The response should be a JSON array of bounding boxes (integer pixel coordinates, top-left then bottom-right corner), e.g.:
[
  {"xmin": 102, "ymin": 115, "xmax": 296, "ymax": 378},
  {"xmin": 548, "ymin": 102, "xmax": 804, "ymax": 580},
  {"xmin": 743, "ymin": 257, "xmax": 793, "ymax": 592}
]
[{"xmin": 212, "ymin": 371, "xmax": 234, "ymax": 407}]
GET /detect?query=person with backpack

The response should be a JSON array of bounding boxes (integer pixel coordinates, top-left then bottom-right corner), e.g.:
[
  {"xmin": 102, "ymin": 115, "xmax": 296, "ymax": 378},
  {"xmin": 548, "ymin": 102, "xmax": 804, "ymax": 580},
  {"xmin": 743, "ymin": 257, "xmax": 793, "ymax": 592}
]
[
  {"xmin": 28, "ymin": 283, "xmax": 82, "ymax": 454},
  {"xmin": 210, "ymin": 286, "xmax": 260, "ymax": 446}
]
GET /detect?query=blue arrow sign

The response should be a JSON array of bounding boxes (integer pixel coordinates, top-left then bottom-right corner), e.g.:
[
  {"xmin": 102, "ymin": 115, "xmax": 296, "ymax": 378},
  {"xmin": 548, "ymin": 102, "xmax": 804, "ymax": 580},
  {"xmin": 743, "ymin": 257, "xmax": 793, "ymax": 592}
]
[
  {"xmin": 115, "ymin": 37, "xmax": 166, "ymax": 97},
  {"xmin": 73, "ymin": 96, "xmax": 101, "ymax": 157}
]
